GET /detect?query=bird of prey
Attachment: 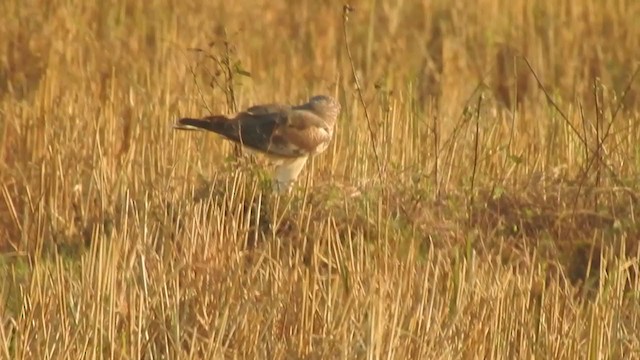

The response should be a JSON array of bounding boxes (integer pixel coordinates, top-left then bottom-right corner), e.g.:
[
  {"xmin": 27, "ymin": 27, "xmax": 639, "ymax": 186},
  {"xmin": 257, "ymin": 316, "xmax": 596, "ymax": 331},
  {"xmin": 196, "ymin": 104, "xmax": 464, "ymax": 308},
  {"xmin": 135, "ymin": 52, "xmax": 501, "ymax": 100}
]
[{"xmin": 174, "ymin": 95, "xmax": 341, "ymax": 193}]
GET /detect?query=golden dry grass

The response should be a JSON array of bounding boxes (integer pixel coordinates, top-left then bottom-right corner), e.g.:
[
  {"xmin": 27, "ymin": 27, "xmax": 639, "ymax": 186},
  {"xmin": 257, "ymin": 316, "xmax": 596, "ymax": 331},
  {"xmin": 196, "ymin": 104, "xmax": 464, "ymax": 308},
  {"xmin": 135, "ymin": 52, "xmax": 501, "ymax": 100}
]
[{"xmin": 1, "ymin": 0, "xmax": 640, "ymax": 358}]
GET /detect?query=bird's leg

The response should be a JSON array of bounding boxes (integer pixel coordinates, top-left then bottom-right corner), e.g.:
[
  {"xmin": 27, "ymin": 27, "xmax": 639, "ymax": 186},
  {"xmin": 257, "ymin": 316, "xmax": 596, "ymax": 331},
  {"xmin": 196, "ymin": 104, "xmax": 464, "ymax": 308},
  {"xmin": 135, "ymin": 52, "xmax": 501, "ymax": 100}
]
[{"xmin": 272, "ymin": 156, "xmax": 309, "ymax": 193}]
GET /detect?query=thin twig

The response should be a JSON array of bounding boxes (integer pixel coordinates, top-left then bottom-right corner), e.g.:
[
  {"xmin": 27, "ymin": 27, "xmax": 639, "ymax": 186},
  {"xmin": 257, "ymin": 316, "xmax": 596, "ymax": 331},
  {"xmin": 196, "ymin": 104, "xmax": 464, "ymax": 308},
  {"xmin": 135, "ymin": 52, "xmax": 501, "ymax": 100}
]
[
  {"xmin": 185, "ymin": 54, "xmax": 214, "ymax": 115},
  {"xmin": 593, "ymin": 78, "xmax": 602, "ymax": 211},
  {"xmin": 221, "ymin": 38, "xmax": 238, "ymax": 114},
  {"xmin": 342, "ymin": 4, "xmax": 384, "ymax": 185},
  {"xmin": 578, "ymin": 66, "xmax": 640, "ymax": 185},
  {"xmin": 522, "ymin": 57, "xmax": 626, "ymax": 189},
  {"xmin": 468, "ymin": 93, "xmax": 483, "ymax": 223},
  {"xmin": 436, "ymin": 69, "xmax": 493, "ymax": 162},
  {"xmin": 579, "ymin": 102, "xmax": 589, "ymax": 167},
  {"xmin": 433, "ymin": 114, "xmax": 439, "ymax": 199}
]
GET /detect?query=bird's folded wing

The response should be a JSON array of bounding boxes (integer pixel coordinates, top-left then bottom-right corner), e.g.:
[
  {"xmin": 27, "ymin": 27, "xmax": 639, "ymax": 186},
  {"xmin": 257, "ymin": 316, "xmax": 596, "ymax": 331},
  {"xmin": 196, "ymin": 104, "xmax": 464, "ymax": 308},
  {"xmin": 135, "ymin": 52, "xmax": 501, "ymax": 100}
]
[
  {"xmin": 268, "ymin": 109, "xmax": 333, "ymax": 155},
  {"xmin": 224, "ymin": 108, "xmax": 330, "ymax": 158},
  {"xmin": 246, "ymin": 103, "xmax": 291, "ymax": 115}
]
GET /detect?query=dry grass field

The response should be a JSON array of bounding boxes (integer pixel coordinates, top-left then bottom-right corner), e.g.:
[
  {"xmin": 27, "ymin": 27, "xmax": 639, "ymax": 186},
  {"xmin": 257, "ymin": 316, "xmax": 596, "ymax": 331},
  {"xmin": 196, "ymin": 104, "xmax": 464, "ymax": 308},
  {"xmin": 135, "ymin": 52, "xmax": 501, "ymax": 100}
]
[{"xmin": 1, "ymin": 0, "xmax": 640, "ymax": 358}]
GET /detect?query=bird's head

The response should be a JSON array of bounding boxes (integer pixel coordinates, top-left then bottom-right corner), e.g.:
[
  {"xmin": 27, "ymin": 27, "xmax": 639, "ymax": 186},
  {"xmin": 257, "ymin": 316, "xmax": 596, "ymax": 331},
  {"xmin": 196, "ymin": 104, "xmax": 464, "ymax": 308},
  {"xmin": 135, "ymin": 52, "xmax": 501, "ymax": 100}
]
[{"xmin": 307, "ymin": 95, "xmax": 341, "ymax": 121}]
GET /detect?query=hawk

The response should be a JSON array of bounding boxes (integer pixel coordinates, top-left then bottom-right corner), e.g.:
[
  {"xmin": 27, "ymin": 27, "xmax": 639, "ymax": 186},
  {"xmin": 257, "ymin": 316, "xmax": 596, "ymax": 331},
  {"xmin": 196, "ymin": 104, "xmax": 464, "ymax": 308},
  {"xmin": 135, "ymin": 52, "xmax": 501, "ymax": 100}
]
[{"xmin": 174, "ymin": 95, "xmax": 341, "ymax": 193}]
